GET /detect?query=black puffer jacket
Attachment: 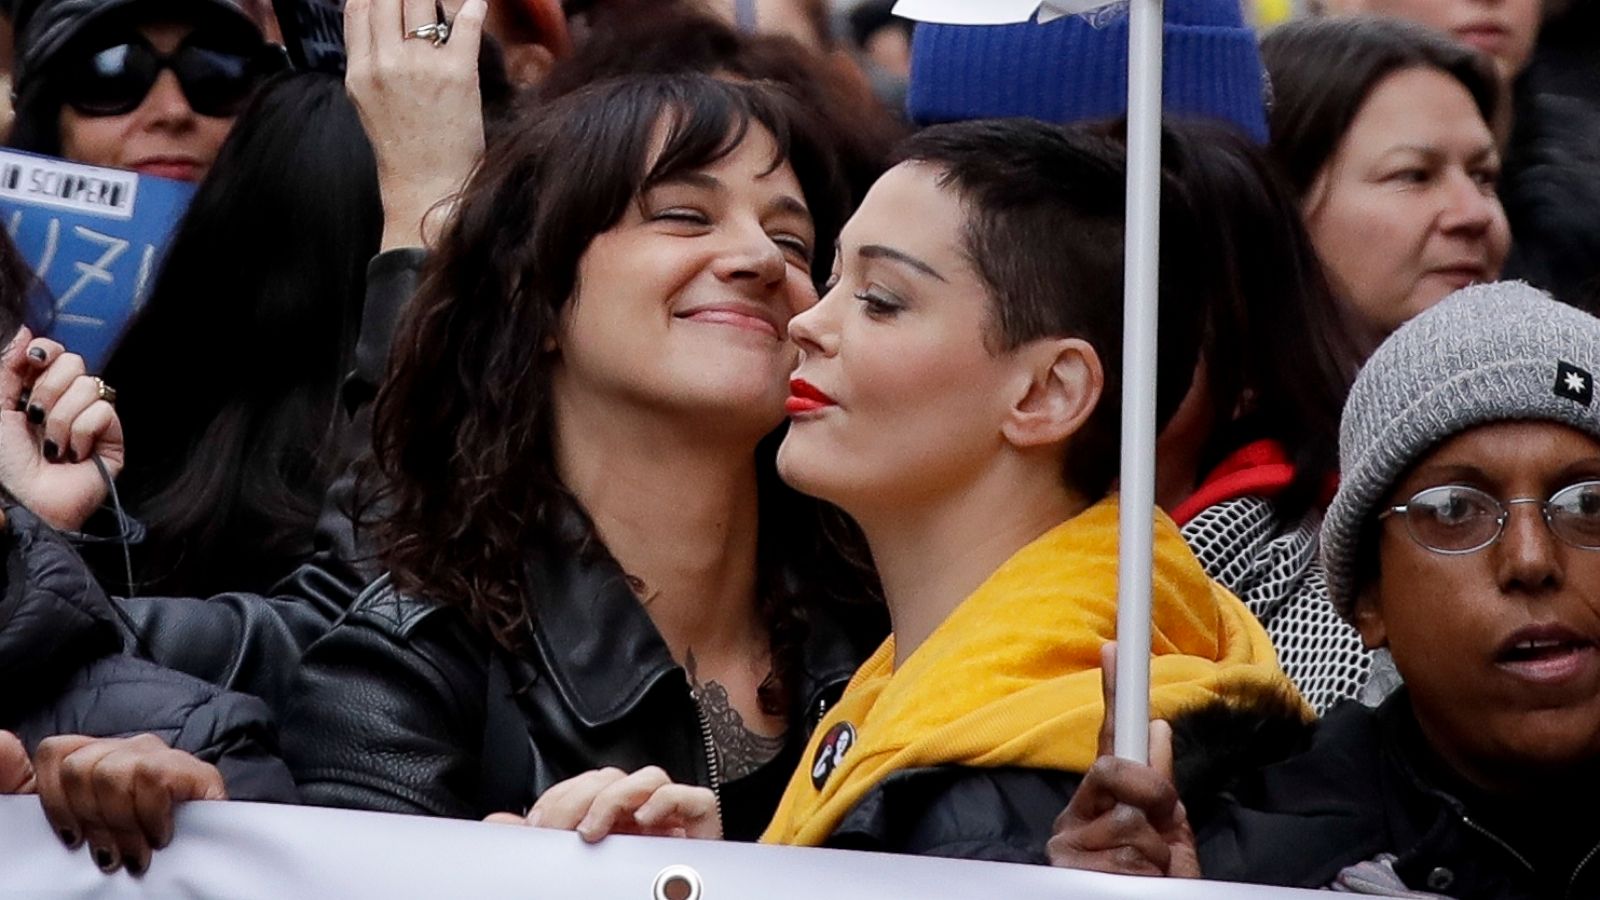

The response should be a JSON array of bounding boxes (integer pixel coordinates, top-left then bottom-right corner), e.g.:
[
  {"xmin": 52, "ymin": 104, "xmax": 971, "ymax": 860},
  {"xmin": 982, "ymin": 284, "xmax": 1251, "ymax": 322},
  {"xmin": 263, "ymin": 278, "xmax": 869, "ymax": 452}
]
[
  {"xmin": 282, "ymin": 550, "xmax": 883, "ymax": 841},
  {"xmin": 1198, "ymin": 693, "xmax": 1600, "ymax": 898},
  {"xmin": 0, "ymin": 505, "xmax": 297, "ymax": 801}
]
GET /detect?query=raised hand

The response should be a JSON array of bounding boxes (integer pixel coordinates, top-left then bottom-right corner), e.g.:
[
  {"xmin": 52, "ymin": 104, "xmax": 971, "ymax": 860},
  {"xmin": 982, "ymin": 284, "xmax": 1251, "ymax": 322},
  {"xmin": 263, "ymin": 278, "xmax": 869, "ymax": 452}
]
[
  {"xmin": 33, "ymin": 734, "xmax": 227, "ymax": 876},
  {"xmin": 0, "ymin": 330, "xmax": 125, "ymax": 532},
  {"xmin": 1046, "ymin": 642, "xmax": 1201, "ymax": 878},
  {"xmin": 345, "ymin": 0, "xmax": 488, "ymax": 251},
  {"xmin": 484, "ymin": 766, "xmax": 722, "ymax": 843}
]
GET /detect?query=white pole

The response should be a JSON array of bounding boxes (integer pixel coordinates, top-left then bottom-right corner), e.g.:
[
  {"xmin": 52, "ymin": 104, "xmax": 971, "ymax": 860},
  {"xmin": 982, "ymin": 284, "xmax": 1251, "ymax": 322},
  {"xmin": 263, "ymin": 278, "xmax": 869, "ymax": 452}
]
[{"xmin": 1113, "ymin": 0, "xmax": 1164, "ymax": 765}]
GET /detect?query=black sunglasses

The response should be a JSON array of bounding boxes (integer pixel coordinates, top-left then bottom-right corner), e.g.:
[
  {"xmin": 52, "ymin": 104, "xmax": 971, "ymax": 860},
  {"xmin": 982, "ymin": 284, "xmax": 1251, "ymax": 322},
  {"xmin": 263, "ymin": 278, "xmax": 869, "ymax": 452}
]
[{"xmin": 60, "ymin": 35, "xmax": 282, "ymax": 118}]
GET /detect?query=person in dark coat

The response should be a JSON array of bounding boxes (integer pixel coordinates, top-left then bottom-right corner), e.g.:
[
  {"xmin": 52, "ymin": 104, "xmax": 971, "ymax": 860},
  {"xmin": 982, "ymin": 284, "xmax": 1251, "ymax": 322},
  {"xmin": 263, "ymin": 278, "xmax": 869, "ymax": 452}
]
[
  {"xmin": 498, "ymin": 117, "xmax": 1307, "ymax": 864},
  {"xmin": 281, "ymin": 69, "xmax": 882, "ymax": 841},
  {"xmin": 1052, "ymin": 283, "xmax": 1600, "ymax": 898},
  {"xmin": 0, "ymin": 237, "xmax": 295, "ymax": 878}
]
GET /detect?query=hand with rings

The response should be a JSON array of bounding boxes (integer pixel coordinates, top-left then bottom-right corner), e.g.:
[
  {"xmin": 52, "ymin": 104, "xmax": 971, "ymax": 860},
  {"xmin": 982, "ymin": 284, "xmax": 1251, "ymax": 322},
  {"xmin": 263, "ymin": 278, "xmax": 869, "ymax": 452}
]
[
  {"xmin": 345, "ymin": 0, "xmax": 488, "ymax": 253},
  {"xmin": 0, "ymin": 328, "xmax": 126, "ymax": 533}
]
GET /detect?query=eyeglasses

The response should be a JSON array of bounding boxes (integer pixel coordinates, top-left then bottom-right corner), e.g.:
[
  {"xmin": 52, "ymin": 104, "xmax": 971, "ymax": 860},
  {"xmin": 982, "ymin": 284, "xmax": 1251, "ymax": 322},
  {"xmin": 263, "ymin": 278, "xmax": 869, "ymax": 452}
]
[
  {"xmin": 59, "ymin": 36, "xmax": 277, "ymax": 118},
  {"xmin": 1380, "ymin": 481, "xmax": 1600, "ymax": 555}
]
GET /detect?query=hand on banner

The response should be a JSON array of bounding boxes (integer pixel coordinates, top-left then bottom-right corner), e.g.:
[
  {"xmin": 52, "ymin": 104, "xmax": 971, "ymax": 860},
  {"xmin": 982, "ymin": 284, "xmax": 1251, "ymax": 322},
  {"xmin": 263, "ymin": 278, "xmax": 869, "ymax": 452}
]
[
  {"xmin": 345, "ymin": 0, "xmax": 489, "ymax": 252},
  {"xmin": 0, "ymin": 329, "xmax": 125, "ymax": 532},
  {"xmin": 33, "ymin": 734, "xmax": 227, "ymax": 876},
  {"xmin": 1047, "ymin": 642, "xmax": 1200, "ymax": 878},
  {"xmin": 0, "ymin": 731, "xmax": 37, "ymax": 794},
  {"xmin": 486, "ymin": 766, "xmax": 723, "ymax": 842}
]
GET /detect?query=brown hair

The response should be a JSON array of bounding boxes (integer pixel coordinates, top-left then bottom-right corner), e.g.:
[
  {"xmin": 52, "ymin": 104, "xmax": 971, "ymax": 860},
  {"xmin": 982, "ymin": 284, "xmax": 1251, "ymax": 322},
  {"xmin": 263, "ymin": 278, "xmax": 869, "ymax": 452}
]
[
  {"xmin": 1262, "ymin": 17, "xmax": 1500, "ymax": 200},
  {"xmin": 372, "ymin": 75, "xmax": 876, "ymax": 697}
]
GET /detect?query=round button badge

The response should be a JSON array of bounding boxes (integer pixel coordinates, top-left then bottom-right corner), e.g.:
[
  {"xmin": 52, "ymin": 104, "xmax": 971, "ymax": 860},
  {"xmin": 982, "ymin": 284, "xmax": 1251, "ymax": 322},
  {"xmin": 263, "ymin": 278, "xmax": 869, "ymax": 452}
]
[{"xmin": 810, "ymin": 722, "xmax": 857, "ymax": 789}]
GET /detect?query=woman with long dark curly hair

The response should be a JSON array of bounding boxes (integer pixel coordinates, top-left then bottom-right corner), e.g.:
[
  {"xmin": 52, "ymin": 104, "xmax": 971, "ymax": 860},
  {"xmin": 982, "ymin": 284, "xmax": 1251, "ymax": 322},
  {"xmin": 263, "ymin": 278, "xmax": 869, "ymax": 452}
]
[{"xmin": 281, "ymin": 72, "xmax": 884, "ymax": 841}]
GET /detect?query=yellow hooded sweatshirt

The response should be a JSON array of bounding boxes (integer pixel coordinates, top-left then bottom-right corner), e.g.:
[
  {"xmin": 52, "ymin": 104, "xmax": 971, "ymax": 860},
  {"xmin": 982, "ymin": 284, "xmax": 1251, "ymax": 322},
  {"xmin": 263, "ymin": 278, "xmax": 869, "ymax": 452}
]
[{"xmin": 761, "ymin": 496, "xmax": 1308, "ymax": 847}]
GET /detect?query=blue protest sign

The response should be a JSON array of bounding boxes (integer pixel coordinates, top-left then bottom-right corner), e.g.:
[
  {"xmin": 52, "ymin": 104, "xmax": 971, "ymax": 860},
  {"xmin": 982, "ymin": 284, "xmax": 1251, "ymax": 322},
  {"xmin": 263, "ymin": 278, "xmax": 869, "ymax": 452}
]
[{"xmin": 0, "ymin": 149, "xmax": 195, "ymax": 372}]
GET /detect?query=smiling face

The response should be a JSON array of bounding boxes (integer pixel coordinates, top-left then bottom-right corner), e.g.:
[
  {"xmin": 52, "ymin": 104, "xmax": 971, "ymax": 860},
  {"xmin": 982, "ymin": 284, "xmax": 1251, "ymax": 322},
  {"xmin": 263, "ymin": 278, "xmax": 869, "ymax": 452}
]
[
  {"xmin": 1322, "ymin": 0, "xmax": 1542, "ymax": 78},
  {"xmin": 556, "ymin": 123, "xmax": 818, "ymax": 438},
  {"xmin": 1360, "ymin": 421, "xmax": 1600, "ymax": 789},
  {"xmin": 1305, "ymin": 66, "xmax": 1510, "ymax": 348},
  {"xmin": 777, "ymin": 161, "xmax": 1059, "ymax": 518},
  {"xmin": 57, "ymin": 22, "xmax": 239, "ymax": 182}
]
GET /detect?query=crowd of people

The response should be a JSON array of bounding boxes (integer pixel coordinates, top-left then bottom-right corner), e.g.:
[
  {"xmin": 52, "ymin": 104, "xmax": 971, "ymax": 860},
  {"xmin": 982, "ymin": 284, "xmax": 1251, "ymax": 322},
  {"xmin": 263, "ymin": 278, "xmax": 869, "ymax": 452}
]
[{"xmin": 0, "ymin": 0, "xmax": 1596, "ymax": 895}]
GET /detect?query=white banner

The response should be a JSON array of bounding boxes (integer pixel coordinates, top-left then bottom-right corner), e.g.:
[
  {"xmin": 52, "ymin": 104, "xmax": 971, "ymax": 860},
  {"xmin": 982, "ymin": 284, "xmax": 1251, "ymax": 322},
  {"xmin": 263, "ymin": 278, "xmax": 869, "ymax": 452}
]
[{"xmin": 0, "ymin": 797, "xmax": 1329, "ymax": 899}]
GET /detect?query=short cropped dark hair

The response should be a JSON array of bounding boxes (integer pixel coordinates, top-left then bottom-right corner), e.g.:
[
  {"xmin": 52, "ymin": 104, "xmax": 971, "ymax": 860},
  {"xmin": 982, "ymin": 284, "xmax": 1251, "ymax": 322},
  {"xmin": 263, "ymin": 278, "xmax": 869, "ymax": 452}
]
[{"xmin": 894, "ymin": 119, "xmax": 1204, "ymax": 500}]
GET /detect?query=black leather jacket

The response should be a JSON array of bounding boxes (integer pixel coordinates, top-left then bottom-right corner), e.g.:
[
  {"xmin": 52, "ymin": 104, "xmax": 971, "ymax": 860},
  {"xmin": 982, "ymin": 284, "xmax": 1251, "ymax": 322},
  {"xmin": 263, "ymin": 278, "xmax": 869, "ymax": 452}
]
[{"xmin": 282, "ymin": 549, "xmax": 882, "ymax": 840}]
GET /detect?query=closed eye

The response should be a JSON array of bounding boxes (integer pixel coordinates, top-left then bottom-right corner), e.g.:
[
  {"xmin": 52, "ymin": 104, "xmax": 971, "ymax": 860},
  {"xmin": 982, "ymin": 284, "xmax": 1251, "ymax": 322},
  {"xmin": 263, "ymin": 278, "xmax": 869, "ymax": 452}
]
[{"xmin": 653, "ymin": 208, "xmax": 710, "ymax": 225}]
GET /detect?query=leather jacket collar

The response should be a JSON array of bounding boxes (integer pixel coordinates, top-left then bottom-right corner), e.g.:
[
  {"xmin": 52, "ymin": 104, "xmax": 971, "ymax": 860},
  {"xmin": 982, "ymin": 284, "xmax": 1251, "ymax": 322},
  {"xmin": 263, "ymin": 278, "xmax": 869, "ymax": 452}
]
[{"xmin": 523, "ymin": 536, "xmax": 878, "ymax": 730}]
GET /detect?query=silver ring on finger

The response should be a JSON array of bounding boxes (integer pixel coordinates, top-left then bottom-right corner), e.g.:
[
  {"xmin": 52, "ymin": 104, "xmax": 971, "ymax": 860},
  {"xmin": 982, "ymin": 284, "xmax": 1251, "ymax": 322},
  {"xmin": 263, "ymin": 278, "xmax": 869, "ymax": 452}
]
[{"xmin": 404, "ymin": 21, "xmax": 451, "ymax": 46}]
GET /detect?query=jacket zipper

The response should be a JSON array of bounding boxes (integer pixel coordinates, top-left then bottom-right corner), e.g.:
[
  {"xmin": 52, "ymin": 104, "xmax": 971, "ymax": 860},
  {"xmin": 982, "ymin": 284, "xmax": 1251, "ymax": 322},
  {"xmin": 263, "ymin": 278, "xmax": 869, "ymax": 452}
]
[
  {"xmin": 1461, "ymin": 815, "xmax": 1537, "ymax": 875},
  {"xmin": 812, "ymin": 696, "xmax": 831, "ymax": 731},
  {"xmin": 690, "ymin": 690, "xmax": 724, "ymax": 828},
  {"xmin": 1566, "ymin": 837, "xmax": 1600, "ymax": 898}
]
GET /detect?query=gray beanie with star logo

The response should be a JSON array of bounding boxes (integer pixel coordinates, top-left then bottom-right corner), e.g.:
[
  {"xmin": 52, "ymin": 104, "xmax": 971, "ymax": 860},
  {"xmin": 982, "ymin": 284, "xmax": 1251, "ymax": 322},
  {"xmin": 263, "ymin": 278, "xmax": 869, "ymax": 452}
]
[{"xmin": 1322, "ymin": 282, "xmax": 1600, "ymax": 620}]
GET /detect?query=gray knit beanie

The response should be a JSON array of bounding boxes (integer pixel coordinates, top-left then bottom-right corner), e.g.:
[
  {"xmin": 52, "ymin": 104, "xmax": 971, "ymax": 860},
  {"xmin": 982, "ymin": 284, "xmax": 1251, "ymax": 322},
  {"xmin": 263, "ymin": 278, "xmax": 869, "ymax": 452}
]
[{"xmin": 1322, "ymin": 282, "xmax": 1600, "ymax": 619}]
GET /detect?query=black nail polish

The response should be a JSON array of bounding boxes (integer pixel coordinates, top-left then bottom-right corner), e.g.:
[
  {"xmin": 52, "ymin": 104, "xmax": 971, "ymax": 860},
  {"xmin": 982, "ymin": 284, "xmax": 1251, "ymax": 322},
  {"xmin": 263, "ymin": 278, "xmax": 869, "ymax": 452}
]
[
  {"xmin": 58, "ymin": 828, "xmax": 78, "ymax": 848},
  {"xmin": 65, "ymin": 446, "xmax": 78, "ymax": 463},
  {"xmin": 26, "ymin": 404, "xmax": 43, "ymax": 425},
  {"xmin": 42, "ymin": 439, "xmax": 57, "ymax": 461},
  {"xmin": 125, "ymin": 857, "xmax": 145, "ymax": 877},
  {"xmin": 27, "ymin": 347, "xmax": 45, "ymax": 362},
  {"xmin": 93, "ymin": 847, "xmax": 114, "ymax": 871}
]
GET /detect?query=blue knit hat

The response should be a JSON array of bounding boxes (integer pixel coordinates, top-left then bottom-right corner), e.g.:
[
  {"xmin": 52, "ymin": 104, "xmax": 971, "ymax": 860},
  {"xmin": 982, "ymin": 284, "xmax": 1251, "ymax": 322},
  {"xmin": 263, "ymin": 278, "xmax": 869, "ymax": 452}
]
[{"xmin": 906, "ymin": 0, "xmax": 1269, "ymax": 143}]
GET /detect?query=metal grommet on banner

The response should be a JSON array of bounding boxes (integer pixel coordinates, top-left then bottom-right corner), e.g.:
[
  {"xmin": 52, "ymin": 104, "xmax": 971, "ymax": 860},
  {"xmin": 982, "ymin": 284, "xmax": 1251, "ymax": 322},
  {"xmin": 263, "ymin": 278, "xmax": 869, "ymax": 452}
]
[{"xmin": 652, "ymin": 864, "xmax": 703, "ymax": 900}]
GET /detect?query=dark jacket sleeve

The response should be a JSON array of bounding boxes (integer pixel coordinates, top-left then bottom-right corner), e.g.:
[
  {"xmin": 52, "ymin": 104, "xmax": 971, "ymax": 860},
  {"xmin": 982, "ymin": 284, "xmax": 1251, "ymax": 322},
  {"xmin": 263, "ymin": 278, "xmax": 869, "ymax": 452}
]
[
  {"xmin": 826, "ymin": 766, "xmax": 1083, "ymax": 864},
  {"xmin": 342, "ymin": 248, "xmax": 425, "ymax": 417},
  {"xmin": 281, "ymin": 594, "xmax": 489, "ymax": 819},
  {"xmin": 10, "ymin": 654, "xmax": 298, "ymax": 803},
  {"xmin": 116, "ymin": 578, "xmax": 353, "ymax": 716}
]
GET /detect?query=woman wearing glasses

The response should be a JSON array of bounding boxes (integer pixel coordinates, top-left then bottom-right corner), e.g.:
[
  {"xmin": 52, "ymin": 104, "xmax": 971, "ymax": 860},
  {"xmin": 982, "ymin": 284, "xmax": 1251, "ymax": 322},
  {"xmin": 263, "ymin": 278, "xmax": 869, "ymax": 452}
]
[
  {"xmin": 8, "ymin": 0, "xmax": 278, "ymax": 183},
  {"xmin": 1053, "ymin": 281, "xmax": 1600, "ymax": 896}
]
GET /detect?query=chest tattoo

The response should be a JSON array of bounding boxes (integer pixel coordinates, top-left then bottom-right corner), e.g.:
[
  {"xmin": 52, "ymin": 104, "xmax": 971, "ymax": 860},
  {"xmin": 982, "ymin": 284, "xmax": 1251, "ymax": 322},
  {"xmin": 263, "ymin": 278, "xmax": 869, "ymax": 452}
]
[{"xmin": 686, "ymin": 650, "xmax": 787, "ymax": 780}]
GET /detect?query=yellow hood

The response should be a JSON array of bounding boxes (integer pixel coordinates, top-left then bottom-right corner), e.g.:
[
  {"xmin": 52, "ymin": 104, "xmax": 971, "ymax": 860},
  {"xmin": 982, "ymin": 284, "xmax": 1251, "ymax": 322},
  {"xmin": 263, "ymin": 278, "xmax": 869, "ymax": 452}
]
[{"xmin": 761, "ymin": 496, "xmax": 1306, "ymax": 847}]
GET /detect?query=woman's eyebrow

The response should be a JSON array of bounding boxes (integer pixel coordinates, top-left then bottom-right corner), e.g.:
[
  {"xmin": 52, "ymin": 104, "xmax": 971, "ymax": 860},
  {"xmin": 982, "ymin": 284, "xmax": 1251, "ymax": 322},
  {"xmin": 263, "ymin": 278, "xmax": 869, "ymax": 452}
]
[{"xmin": 858, "ymin": 244, "xmax": 947, "ymax": 283}]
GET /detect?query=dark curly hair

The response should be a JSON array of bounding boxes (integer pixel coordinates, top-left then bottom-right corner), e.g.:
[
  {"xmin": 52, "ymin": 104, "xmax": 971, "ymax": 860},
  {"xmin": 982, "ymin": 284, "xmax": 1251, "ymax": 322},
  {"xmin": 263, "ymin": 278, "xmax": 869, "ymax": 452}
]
[{"xmin": 372, "ymin": 74, "xmax": 878, "ymax": 712}]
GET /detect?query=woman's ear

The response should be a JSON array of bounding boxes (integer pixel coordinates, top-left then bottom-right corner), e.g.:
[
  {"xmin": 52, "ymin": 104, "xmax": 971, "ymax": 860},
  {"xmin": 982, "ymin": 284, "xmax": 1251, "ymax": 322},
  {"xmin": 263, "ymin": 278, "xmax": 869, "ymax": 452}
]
[
  {"xmin": 1001, "ymin": 338, "xmax": 1104, "ymax": 450},
  {"xmin": 1352, "ymin": 584, "xmax": 1388, "ymax": 650}
]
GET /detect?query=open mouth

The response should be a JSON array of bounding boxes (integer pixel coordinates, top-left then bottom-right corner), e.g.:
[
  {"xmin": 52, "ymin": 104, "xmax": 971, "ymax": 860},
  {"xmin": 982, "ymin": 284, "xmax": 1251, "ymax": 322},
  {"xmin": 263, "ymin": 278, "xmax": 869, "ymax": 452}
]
[
  {"xmin": 1500, "ymin": 637, "xmax": 1594, "ymax": 663},
  {"xmin": 1495, "ymin": 628, "xmax": 1599, "ymax": 684}
]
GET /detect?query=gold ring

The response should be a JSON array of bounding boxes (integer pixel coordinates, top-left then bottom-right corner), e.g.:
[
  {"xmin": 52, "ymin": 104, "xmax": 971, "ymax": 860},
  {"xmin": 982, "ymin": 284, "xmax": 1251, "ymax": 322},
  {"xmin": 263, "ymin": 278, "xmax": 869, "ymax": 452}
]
[{"xmin": 93, "ymin": 377, "xmax": 116, "ymax": 406}]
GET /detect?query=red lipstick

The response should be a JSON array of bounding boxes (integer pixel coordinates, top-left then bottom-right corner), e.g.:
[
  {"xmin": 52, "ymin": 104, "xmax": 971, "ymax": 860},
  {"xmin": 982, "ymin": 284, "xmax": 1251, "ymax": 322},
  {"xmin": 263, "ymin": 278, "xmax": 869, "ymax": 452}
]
[{"xmin": 787, "ymin": 379, "xmax": 836, "ymax": 416}]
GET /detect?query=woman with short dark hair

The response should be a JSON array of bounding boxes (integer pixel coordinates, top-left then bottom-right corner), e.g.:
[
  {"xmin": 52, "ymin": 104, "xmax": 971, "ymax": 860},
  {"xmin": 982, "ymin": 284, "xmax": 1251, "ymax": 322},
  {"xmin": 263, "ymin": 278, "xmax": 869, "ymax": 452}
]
[{"xmin": 515, "ymin": 117, "xmax": 1305, "ymax": 865}]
